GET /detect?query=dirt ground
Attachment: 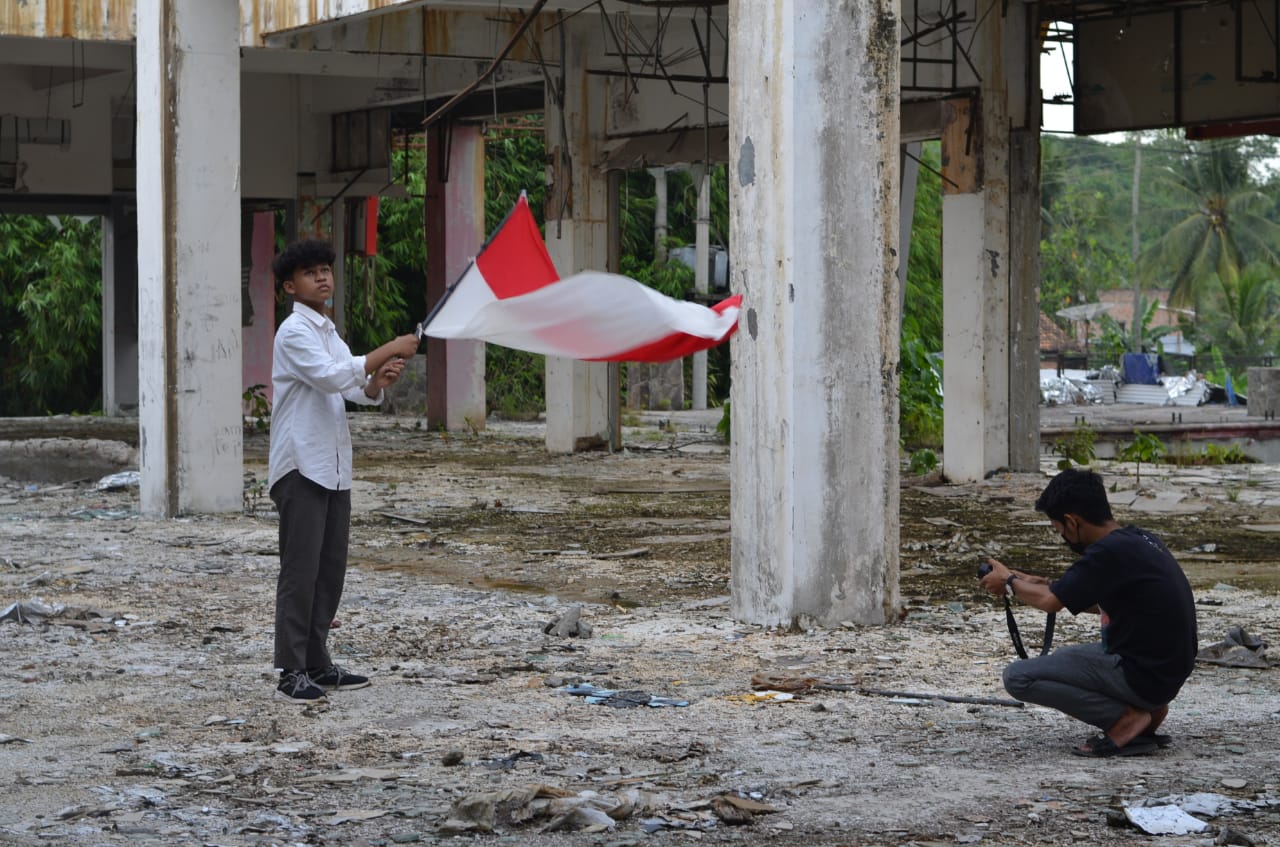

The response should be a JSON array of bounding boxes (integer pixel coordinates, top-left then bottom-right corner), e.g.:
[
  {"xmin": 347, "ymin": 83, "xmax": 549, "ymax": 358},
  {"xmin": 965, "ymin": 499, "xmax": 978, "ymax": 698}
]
[{"xmin": 2, "ymin": 412, "xmax": 1279, "ymax": 847}]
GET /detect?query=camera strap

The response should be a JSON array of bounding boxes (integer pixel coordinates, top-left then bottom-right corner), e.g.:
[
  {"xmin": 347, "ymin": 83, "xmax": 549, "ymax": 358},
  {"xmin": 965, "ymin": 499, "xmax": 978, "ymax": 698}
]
[{"xmin": 1002, "ymin": 595, "xmax": 1055, "ymax": 659}]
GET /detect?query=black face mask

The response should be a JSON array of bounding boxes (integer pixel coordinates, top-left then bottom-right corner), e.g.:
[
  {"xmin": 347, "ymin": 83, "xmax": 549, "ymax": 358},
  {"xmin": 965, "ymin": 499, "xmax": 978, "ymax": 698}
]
[{"xmin": 1057, "ymin": 516, "xmax": 1090, "ymax": 555}]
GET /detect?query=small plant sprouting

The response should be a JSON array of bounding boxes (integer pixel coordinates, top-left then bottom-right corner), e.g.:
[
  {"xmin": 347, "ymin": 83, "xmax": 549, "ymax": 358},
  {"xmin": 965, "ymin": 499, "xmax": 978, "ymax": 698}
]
[
  {"xmin": 1052, "ymin": 421, "xmax": 1096, "ymax": 470},
  {"xmin": 1116, "ymin": 432, "xmax": 1165, "ymax": 486},
  {"xmin": 243, "ymin": 384, "xmax": 271, "ymax": 432},
  {"xmin": 908, "ymin": 449, "xmax": 939, "ymax": 475}
]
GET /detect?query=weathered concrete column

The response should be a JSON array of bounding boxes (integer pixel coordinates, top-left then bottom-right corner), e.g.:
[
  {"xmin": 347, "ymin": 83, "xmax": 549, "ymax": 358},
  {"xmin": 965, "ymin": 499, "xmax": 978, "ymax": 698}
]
[
  {"xmin": 102, "ymin": 196, "xmax": 138, "ymax": 416},
  {"xmin": 1007, "ymin": 8, "xmax": 1042, "ymax": 473},
  {"xmin": 1008, "ymin": 127, "xmax": 1042, "ymax": 471},
  {"xmin": 544, "ymin": 23, "xmax": 610, "ymax": 453},
  {"xmin": 941, "ymin": 95, "xmax": 1004, "ymax": 482},
  {"xmin": 242, "ymin": 210, "xmax": 276, "ymax": 405},
  {"xmin": 425, "ymin": 122, "xmax": 487, "ymax": 431},
  {"xmin": 136, "ymin": 0, "xmax": 243, "ymax": 515},
  {"xmin": 691, "ymin": 165, "xmax": 711, "ymax": 410},
  {"xmin": 729, "ymin": 1, "xmax": 901, "ymax": 627},
  {"xmin": 941, "ymin": 5, "xmax": 1037, "ymax": 480}
]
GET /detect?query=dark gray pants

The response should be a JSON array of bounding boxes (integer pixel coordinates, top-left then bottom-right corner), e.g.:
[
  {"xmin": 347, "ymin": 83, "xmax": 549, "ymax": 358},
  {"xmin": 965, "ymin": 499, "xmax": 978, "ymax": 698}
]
[
  {"xmin": 1003, "ymin": 643, "xmax": 1162, "ymax": 731},
  {"xmin": 271, "ymin": 470, "xmax": 351, "ymax": 672}
]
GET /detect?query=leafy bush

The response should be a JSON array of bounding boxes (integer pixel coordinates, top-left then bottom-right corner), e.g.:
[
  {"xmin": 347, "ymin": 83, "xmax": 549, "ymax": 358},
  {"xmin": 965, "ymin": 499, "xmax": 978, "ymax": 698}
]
[
  {"xmin": 243, "ymin": 383, "xmax": 271, "ymax": 431},
  {"xmin": 716, "ymin": 400, "xmax": 730, "ymax": 444},
  {"xmin": 1167, "ymin": 441, "xmax": 1255, "ymax": 466},
  {"xmin": 1116, "ymin": 431, "xmax": 1164, "ymax": 484},
  {"xmin": 1052, "ymin": 422, "xmax": 1097, "ymax": 469},
  {"xmin": 486, "ymin": 346, "xmax": 545, "ymax": 419},
  {"xmin": 0, "ymin": 215, "xmax": 103, "ymax": 414},
  {"xmin": 899, "ymin": 335, "xmax": 942, "ymax": 448},
  {"xmin": 908, "ymin": 449, "xmax": 939, "ymax": 475}
]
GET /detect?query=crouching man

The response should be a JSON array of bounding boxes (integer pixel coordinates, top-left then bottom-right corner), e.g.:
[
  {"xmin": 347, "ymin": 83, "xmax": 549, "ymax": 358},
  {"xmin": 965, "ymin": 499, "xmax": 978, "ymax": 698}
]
[{"xmin": 980, "ymin": 468, "xmax": 1197, "ymax": 757}]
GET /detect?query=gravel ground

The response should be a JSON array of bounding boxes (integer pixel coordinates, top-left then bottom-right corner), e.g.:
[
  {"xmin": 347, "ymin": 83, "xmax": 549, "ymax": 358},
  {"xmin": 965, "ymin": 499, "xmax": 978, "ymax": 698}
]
[{"xmin": 1, "ymin": 413, "xmax": 1278, "ymax": 847}]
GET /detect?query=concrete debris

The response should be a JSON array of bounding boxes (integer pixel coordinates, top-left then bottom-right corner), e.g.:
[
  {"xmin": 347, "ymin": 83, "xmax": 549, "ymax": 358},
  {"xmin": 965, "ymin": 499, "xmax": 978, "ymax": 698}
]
[
  {"xmin": 1123, "ymin": 804, "xmax": 1209, "ymax": 835},
  {"xmin": 544, "ymin": 604, "xmax": 593, "ymax": 638},
  {"xmin": 1198, "ymin": 626, "xmax": 1270, "ymax": 668},
  {"xmin": 0, "ymin": 598, "xmax": 64, "ymax": 623},
  {"xmin": 442, "ymin": 783, "xmax": 649, "ymax": 834},
  {"xmin": 558, "ymin": 683, "xmax": 689, "ymax": 708},
  {"xmin": 3, "ymin": 413, "xmax": 1280, "ymax": 845},
  {"xmin": 95, "ymin": 470, "xmax": 140, "ymax": 491}
]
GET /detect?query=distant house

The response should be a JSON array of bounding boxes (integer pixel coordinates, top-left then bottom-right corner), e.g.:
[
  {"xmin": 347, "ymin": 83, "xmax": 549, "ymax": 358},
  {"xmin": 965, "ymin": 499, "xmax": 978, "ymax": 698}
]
[
  {"xmin": 1097, "ymin": 289, "xmax": 1185, "ymax": 335},
  {"xmin": 1039, "ymin": 312, "xmax": 1077, "ymax": 356},
  {"xmin": 1097, "ymin": 289, "xmax": 1195, "ymax": 356}
]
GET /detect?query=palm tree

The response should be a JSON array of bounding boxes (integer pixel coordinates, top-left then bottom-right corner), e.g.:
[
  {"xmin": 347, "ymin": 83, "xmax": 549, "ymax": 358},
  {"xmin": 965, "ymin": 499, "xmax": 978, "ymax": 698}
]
[
  {"xmin": 1138, "ymin": 138, "xmax": 1280, "ymax": 309},
  {"xmin": 1203, "ymin": 264, "xmax": 1280, "ymax": 359}
]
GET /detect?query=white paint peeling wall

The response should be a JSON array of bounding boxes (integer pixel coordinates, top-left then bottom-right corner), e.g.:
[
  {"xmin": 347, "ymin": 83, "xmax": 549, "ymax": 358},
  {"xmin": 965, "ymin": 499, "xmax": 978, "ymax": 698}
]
[{"xmin": 730, "ymin": 0, "xmax": 901, "ymax": 627}]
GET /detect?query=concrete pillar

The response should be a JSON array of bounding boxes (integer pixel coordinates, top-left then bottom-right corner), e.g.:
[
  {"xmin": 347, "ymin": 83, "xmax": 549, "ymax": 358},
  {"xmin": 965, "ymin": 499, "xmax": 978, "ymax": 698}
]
[
  {"xmin": 1007, "ymin": 8, "xmax": 1042, "ymax": 473},
  {"xmin": 729, "ymin": 1, "xmax": 901, "ymax": 627},
  {"xmin": 332, "ymin": 199, "xmax": 346, "ymax": 337},
  {"xmin": 1247, "ymin": 368, "xmax": 1280, "ymax": 417},
  {"xmin": 941, "ymin": 94, "xmax": 1001, "ymax": 483},
  {"xmin": 102, "ymin": 196, "xmax": 138, "ymax": 416},
  {"xmin": 242, "ymin": 210, "xmax": 276, "ymax": 405},
  {"xmin": 425, "ymin": 122, "xmax": 487, "ymax": 431},
  {"xmin": 544, "ymin": 22, "xmax": 610, "ymax": 453},
  {"xmin": 650, "ymin": 167, "xmax": 669, "ymax": 263},
  {"xmin": 691, "ymin": 165, "xmax": 711, "ymax": 410},
  {"xmin": 628, "ymin": 167, "xmax": 684, "ymax": 412},
  {"xmin": 136, "ymin": 0, "xmax": 243, "ymax": 515},
  {"xmin": 941, "ymin": 5, "xmax": 1037, "ymax": 480},
  {"xmin": 1008, "ymin": 128, "xmax": 1042, "ymax": 471}
]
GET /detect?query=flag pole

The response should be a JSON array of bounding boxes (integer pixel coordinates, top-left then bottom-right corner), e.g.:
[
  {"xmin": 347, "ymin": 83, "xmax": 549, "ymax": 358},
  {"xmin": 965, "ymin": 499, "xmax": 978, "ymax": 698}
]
[{"xmin": 416, "ymin": 191, "xmax": 532, "ymax": 339}]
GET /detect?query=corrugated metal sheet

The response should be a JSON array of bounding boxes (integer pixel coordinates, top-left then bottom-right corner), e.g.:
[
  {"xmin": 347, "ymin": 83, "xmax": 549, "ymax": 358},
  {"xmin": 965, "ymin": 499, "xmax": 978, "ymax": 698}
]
[
  {"xmin": 2, "ymin": 1, "xmax": 555, "ymax": 56},
  {"xmin": 1115, "ymin": 384, "xmax": 1172, "ymax": 405},
  {"xmin": 0, "ymin": 0, "xmax": 134, "ymax": 41}
]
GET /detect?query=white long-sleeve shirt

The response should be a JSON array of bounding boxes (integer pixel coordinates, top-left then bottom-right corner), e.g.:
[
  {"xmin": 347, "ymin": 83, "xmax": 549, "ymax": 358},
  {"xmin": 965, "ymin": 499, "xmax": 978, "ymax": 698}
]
[{"xmin": 268, "ymin": 302, "xmax": 381, "ymax": 491}]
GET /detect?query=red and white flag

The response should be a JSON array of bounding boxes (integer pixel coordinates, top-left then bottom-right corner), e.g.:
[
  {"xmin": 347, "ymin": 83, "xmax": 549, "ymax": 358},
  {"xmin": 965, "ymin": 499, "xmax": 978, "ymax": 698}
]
[{"xmin": 418, "ymin": 194, "xmax": 741, "ymax": 362}]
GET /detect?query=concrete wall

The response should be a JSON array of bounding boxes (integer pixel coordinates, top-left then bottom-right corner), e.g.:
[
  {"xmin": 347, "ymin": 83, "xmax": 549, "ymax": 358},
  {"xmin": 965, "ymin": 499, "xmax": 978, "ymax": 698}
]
[
  {"xmin": 241, "ymin": 75, "xmax": 298, "ymax": 199},
  {"xmin": 0, "ymin": 71, "xmax": 124, "ymax": 194}
]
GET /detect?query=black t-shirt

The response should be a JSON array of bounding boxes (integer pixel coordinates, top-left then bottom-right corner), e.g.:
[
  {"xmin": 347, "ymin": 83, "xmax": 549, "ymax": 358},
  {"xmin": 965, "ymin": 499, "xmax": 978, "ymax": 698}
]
[{"xmin": 1050, "ymin": 526, "xmax": 1198, "ymax": 704}]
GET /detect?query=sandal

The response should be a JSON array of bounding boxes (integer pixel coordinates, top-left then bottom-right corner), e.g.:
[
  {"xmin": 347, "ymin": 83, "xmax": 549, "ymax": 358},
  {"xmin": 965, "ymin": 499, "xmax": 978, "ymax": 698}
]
[
  {"xmin": 1140, "ymin": 732, "xmax": 1173, "ymax": 748},
  {"xmin": 1071, "ymin": 734, "xmax": 1159, "ymax": 758},
  {"xmin": 1092, "ymin": 731, "xmax": 1172, "ymax": 748}
]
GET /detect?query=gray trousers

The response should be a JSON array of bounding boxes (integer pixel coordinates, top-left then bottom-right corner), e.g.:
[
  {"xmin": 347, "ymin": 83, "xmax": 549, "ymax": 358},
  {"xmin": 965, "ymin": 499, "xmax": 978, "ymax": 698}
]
[
  {"xmin": 1003, "ymin": 643, "xmax": 1162, "ymax": 731},
  {"xmin": 271, "ymin": 470, "xmax": 351, "ymax": 672}
]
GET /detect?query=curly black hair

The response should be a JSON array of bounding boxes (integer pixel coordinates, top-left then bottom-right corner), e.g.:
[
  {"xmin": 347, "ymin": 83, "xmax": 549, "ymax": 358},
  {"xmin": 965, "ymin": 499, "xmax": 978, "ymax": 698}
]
[
  {"xmin": 273, "ymin": 239, "xmax": 336, "ymax": 285},
  {"xmin": 1034, "ymin": 468, "xmax": 1114, "ymax": 526}
]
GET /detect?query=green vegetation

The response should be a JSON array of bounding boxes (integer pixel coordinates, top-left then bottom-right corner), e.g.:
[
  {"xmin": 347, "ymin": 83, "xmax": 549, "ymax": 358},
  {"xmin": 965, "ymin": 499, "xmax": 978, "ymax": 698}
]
[
  {"xmin": 0, "ymin": 214, "xmax": 103, "ymax": 415},
  {"xmin": 3, "ymin": 125, "xmax": 1277, "ymax": 438},
  {"xmin": 1167, "ymin": 441, "xmax": 1255, "ymax": 467},
  {"xmin": 1116, "ymin": 431, "xmax": 1165, "ymax": 484},
  {"xmin": 907, "ymin": 448, "xmax": 939, "ymax": 475},
  {"xmin": 242, "ymin": 383, "xmax": 271, "ymax": 432},
  {"xmin": 1052, "ymin": 422, "xmax": 1097, "ymax": 470},
  {"xmin": 1041, "ymin": 133, "xmax": 1280, "ymax": 367}
]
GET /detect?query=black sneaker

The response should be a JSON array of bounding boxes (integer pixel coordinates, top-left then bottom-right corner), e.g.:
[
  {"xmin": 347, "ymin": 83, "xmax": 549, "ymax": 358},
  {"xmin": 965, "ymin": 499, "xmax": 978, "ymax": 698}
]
[
  {"xmin": 309, "ymin": 665, "xmax": 370, "ymax": 691},
  {"xmin": 276, "ymin": 670, "xmax": 327, "ymax": 703}
]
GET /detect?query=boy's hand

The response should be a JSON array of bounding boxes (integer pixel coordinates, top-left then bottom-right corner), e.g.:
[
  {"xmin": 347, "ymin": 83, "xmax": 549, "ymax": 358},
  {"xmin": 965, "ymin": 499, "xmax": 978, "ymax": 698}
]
[
  {"xmin": 366, "ymin": 357, "xmax": 407, "ymax": 397},
  {"xmin": 391, "ymin": 334, "xmax": 420, "ymax": 359}
]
